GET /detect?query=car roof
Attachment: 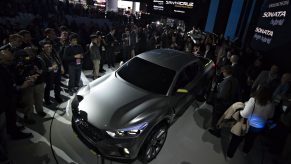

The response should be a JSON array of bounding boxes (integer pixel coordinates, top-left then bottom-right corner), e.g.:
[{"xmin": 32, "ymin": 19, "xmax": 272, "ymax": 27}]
[{"xmin": 137, "ymin": 49, "xmax": 200, "ymax": 71}]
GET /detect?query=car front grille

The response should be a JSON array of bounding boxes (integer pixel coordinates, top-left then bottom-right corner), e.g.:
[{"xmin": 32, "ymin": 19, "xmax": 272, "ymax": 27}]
[{"xmin": 74, "ymin": 118, "xmax": 105, "ymax": 143}]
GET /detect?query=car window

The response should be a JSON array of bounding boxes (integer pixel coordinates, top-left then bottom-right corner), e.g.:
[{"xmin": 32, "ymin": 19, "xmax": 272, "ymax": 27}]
[
  {"xmin": 173, "ymin": 63, "xmax": 199, "ymax": 91},
  {"xmin": 117, "ymin": 57, "xmax": 176, "ymax": 95}
]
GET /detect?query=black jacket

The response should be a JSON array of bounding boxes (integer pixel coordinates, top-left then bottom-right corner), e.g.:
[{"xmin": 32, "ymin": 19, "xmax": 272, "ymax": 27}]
[
  {"xmin": 0, "ymin": 64, "xmax": 17, "ymax": 114},
  {"xmin": 63, "ymin": 45, "xmax": 84, "ymax": 65},
  {"xmin": 217, "ymin": 76, "xmax": 240, "ymax": 104}
]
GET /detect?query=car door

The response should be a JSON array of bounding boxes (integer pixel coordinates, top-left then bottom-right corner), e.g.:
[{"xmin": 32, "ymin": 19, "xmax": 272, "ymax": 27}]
[{"xmin": 170, "ymin": 63, "xmax": 200, "ymax": 118}]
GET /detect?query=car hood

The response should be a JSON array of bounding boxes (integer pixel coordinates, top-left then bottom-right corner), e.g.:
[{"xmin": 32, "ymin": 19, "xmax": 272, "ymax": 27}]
[{"xmin": 77, "ymin": 73, "xmax": 165, "ymax": 130}]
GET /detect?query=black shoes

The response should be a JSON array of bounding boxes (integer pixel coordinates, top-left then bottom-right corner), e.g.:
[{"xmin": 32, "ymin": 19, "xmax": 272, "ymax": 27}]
[
  {"xmin": 44, "ymin": 100, "xmax": 53, "ymax": 106},
  {"xmin": 37, "ymin": 111, "xmax": 47, "ymax": 118},
  {"xmin": 8, "ymin": 130, "xmax": 33, "ymax": 140},
  {"xmin": 99, "ymin": 69, "xmax": 106, "ymax": 73},
  {"xmin": 55, "ymin": 97, "xmax": 64, "ymax": 103},
  {"xmin": 16, "ymin": 125, "xmax": 25, "ymax": 131},
  {"xmin": 208, "ymin": 129, "xmax": 221, "ymax": 138},
  {"xmin": 23, "ymin": 116, "xmax": 36, "ymax": 125}
]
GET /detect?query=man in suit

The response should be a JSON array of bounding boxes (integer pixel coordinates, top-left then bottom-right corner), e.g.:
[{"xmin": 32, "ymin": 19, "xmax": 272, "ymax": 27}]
[
  {"xmin": 252, "ymin": 65, "xmax": 280, "ymax": 93},
  {"xmin": 39, "ymin": 39, "xmax": 64, "ymax": 104},
  {"xmin": 209, "ymin": 65, "xmax": 240, "ymax": 137}
]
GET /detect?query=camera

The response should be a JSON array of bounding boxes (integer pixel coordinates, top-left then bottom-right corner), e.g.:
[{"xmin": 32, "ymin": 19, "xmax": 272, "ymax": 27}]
[{"xmin": 15, "ymin": 51, "xmax": 37, "ymax": 80}]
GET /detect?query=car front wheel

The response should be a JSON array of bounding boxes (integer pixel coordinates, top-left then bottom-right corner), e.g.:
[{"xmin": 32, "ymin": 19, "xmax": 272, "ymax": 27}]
[{"xmin": 139, "ymin": 124, "xmax": 168, "ymax": 163}]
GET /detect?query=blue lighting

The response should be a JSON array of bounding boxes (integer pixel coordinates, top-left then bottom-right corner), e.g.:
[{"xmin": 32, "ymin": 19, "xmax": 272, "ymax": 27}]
[
  {"xmin": 248, "ymin": 116, "xmax": 265, "ymax": 128},
  {"xmin": 205, "ymin": 0, "xmax": 219, "ymax": 33},
  {"xmin": 224, "ymin": 0, "xmax": 244, "ymax": 40}
]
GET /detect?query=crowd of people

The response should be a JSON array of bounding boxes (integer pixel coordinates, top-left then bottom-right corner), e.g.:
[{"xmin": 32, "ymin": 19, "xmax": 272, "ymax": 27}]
[{"xmin": 0, "ymin": 2, "xmax": 291, "ymax": 164}]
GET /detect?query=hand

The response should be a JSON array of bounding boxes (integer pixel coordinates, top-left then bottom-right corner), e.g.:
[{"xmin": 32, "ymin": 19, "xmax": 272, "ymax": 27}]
[
  {"xmin": 52, "ymin": 64, "xmax": 58, "ymax": 70},
  {"xmin": 36, "ymin": 69, "xmax": 43, "ymax": 74},
  {"xmin": 61, "ymin": 66, "xmax": 65, "ymax": 75},
  {"xmin": 21, "ymin": 79, "xmax": 34, "ymax": 88}
]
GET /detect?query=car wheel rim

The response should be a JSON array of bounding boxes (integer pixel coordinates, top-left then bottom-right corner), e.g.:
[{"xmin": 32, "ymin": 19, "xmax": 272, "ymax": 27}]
[{"xmin": 146, "ymin": 128, "xmax": 166, "ymax": 160}]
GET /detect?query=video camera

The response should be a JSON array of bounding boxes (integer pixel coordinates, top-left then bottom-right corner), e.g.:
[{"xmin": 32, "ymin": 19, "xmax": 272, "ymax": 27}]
[{"xmin": 15, "ymin": 50, "xmax": 38, "ymax": 79}]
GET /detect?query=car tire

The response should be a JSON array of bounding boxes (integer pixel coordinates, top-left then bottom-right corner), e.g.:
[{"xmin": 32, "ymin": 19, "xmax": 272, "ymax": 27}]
[{"xmin": 139, "ymin": 123, "xmax": 168, "ymax": 163}]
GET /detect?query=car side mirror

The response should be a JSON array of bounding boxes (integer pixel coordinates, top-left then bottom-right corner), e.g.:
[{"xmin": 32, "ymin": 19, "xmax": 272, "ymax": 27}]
[{"xmin": 176, "ymin": 89, "xmax": 189, "ymax": 94}]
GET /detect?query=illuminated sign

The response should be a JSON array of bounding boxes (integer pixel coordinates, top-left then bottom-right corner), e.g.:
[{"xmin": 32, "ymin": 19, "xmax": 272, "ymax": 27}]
[
  {"xmin": 251, "ymin": 0, "xmax": 291, "ymax": 50},
  {"xmin": 262, "ymin": 11, "xmax": 286, "ymax": 17},
  {"xmin": 165, "ymin": 1, "xmax": 194, "ymax": 8},
  {"xmin": 151, "ymin": 0, "xmax": 194, "ymax": 14}
]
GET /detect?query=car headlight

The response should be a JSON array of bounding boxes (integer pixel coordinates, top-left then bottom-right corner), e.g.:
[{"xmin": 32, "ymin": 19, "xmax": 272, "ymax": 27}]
[{"xmin": 106, "ymin": 122, "xmax": 148, "ymax": 138}]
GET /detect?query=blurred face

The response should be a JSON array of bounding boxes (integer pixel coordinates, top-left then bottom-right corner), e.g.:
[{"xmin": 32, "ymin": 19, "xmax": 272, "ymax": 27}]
[
  {"xmin": 60, "ymin": 31, "xmax": 68, "ymax": 40},
  {"xmin": 98, "ymin": 35, "xmax": 102, "ymax": 41},
  {"xmin": 221, "ymin": 69, "xmax": 230, "ymax": 77},
  {"xmin": 0, "ymin": 49, "xmax": 14, "ymax": 64},
  {"xmin": 43, "ymin": 44, "xmax": 52, "ymax": 54},
  {"xmin": 24, "ymin": 48, "xmax": 35, "ymax": 59},
  {"xmin": 23, "ymin": 33, "xmax": 32, "ymax": 43},
  {"xmin": 70, "ymin": 38, "xmax": 78, "ymax": 45},
  {"xmin": 270, "ymin": 65, "xmax": 279, "ymax": 74},
  {"xmin": 48, "ymin": 30, "xmax": 57, "ymax": 39},
  {"xmin": 281, "ymin": 73, "xmax": 291, "ymax": 84},
  {"xmin": 111, "ymin": 29, "xmax": 116, "ymax": 35},
  {"xmin": 12, "ymin": 37, "xmax": 23, "ymax": 48},
  {"xmin": 92, "ymin": 38, "xmax": 98, "ymax": 44},
  {"xmin": 254, "ymin": 59, "xmax": 262, "ymax": 67}
]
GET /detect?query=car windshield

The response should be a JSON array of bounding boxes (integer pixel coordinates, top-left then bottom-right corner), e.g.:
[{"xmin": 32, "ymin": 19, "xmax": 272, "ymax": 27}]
[{"xmin": 117, "ymin": 57, "xmax": 176, "ymax": 95}]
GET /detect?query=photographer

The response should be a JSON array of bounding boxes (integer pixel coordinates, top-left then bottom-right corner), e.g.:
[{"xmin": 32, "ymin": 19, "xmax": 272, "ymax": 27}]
[
  {"xmin": 39, "ymin": 39, "xmax": 64, "ymax": 105},
  {"xmin": 15, "ymin": 47, "xmax": 45, "ymax": 124},
  {"xmin": 0, "ymin": 45, "xmax": 33, "ymax": 141},
  {"xmin": 19, "ymin": 47, "xmax": 47, "ymax": 120}
]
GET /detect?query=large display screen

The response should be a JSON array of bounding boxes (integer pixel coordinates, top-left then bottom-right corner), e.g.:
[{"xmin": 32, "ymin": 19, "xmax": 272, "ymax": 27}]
[
  {"xmin": 251, "ymin": 0, "xmax": 291, "ymax": 51},
  {"xmin": 149, "ymin": 0, "xmax": 196, "ymax": 18}
]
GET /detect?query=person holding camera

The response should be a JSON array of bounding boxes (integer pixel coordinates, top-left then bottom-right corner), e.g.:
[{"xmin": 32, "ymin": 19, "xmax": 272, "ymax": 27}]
[
  {"xmin": 0, "ymin": 45, "xmax": 33, "ymax": 142},
  {"xmin": 39, "ymin": 39, "xmax": 64, "ymax": 105},
  {"xmin": 14, "ymin": 46, "xmax": 48, "ymax": 123},
  {"xmin": 19, "ymin": 47, "xmax": 47, "ymax": 120}
]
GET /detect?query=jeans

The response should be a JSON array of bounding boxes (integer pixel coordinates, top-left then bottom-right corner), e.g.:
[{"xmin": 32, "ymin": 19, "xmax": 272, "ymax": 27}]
[
  {"xmin": 45, "ymin": 72, "xmax": 62, "ymax": 101},
  {"xmin": 68, "ymin": 64, "xmax": 82, "ymax": 90},
  {"xmin": 106, "ymin": 47, "xmax": 115, "ymax": 67},
  {"xmin": 123, "ymin": 46, "xmax": 131, "ymax": 62}
]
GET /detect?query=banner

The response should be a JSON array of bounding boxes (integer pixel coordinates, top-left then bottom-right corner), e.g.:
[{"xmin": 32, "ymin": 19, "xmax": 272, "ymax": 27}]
[{"xmin": 251, "ymin": 0, "xmax": 291, "ymax": 51}]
